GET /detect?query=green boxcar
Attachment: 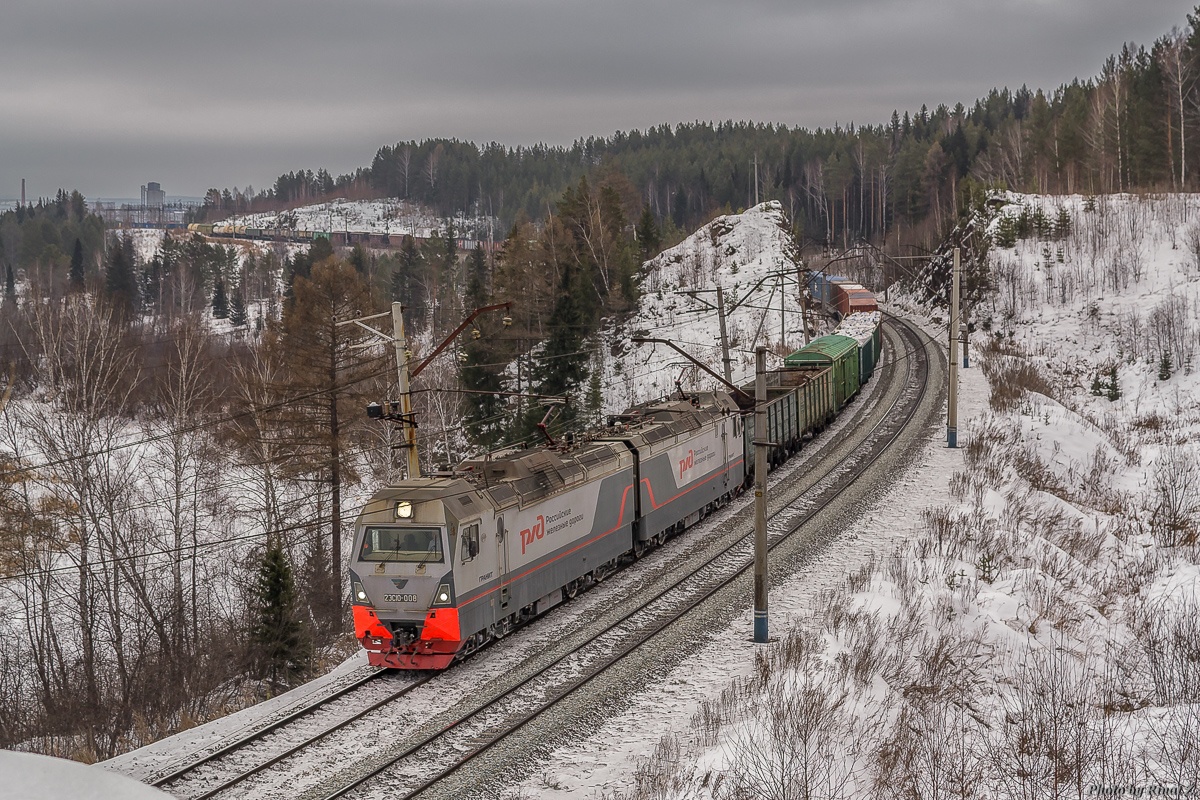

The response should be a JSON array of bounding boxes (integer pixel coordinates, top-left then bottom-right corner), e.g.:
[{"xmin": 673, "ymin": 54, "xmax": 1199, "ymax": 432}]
[{"xmin": 784, "ymin": 335, "xmax": 861, "ymax": 409}]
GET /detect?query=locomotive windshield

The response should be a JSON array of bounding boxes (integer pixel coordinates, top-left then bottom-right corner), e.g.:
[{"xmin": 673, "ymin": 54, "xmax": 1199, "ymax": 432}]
[{"xmin": 359, "ymin": 526, "xmax": 444, "ymax": 563}]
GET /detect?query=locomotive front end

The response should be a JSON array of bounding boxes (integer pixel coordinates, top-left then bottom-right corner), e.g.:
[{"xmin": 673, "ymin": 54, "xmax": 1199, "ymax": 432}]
[{"xmin": 350, "ymin": 483, "xmax": 465, "ymax": 670}]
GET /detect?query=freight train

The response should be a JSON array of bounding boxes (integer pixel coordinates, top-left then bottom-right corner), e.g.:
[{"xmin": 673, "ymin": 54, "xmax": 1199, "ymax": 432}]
[
  {"xmin": 349, "ymin": 272, "xmax": 882, "ymax": 669},
  {"xmin": 185, "ymin": 222, "xmax": 493, "ymax": 252}
]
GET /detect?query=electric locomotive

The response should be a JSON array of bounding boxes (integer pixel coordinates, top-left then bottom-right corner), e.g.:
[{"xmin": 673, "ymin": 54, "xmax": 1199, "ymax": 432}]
[{"xmin": 350, "ymin": 391, "xmax": 744, "ymax": 669}]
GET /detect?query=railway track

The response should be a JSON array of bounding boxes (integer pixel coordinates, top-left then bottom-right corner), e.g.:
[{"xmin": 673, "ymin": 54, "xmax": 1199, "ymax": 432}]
[
  {"xmin": 150, "ymin": 669, "xmax": 430, "ymax": 798},
  {"xmin": 139, "ymin": 315, "xmax": 933, "ymax": 800},
  {"xmin": 286, "ymin": 314, "xmax": 937, "ymax": 800}
]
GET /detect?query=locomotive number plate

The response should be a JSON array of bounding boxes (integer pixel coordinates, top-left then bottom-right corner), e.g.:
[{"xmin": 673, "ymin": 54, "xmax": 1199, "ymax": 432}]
[{"xmin": 383, "ymin": 593, "xmax": 418, "ymax": 603}]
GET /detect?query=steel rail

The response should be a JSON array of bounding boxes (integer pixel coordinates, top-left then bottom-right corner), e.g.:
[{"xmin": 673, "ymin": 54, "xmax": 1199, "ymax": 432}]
[
  {"xmin": 150, "ymin": 668, "xmax": 389, "ymax": 787},
  {"xmin": 317, "ymin": 315, "xmax": 933, "ymax": 800}
]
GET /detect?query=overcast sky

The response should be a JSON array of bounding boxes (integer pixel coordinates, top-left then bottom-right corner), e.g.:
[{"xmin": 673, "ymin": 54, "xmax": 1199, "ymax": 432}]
[{"xmin": 2, "ymin": 0, "xmax": 1194, "ymax": 200}]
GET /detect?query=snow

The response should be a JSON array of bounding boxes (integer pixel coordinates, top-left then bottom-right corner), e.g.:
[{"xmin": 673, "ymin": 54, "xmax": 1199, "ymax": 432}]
[
  {"xmin": 514, "ymin": 303, "xmax": 982, "ymax": 799},
  {"xmin": 119, "ymin": 228, "xmax": 167, "ymax": 264},
  {"xmin": 1, "ymin": 750, "xmax": 170, "ymax": 799},
  {"xmin": 596, "ymin": 201, "xmax": 818, "ymax": 411},
  {"xmin": 100, "ymin": 652, "xmax": 373, "ymax": 782},
  {"xmin": 216, "ymin": 198, "xmax": 495, "ymax": 241},
  {"xmin": 835, "ymin": 310, "xmax": 882, "ymax": 346},
  {"xmin": 514, "ymin": 193, "xmax": 1200, "ymax": 797}
]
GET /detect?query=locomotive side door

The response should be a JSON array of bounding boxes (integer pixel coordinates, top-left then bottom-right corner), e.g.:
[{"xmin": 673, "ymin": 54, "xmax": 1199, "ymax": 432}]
[
  {"xmin": 497, "ymin": 515, "xmax": 510, "ymax": 613},
  {"xmin": 720, "ymin": 418, "xmax": 729, "ymax": 491}
]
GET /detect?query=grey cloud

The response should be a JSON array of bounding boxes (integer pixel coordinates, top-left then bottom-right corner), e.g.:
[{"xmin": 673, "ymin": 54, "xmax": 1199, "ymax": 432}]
[{"xmin": 2, "ymin": 0, "xmax": 1193, "ymax": 198}]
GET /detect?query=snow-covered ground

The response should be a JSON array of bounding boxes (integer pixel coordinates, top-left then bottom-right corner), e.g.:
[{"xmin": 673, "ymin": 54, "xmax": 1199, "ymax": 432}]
[
  {"xmin": 528, "ymin": 193, "xmax": 1200, "ymax": 798},
  {"xmin": 595, "ymin": 201, "xmax": 821, "ymax": 409},
  {"xmin": 216, "ymin": 198, "xmax": 495, "ymax": 241}
]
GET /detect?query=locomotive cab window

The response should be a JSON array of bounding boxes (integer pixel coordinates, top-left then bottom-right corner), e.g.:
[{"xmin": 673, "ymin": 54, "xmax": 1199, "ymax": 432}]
[
  {"xmin": 461, "ymin": 523, "xmax": 480, "ymax": 563},
  {"xmin": 359, "ymin": 526, "xmax": 443, "ymax": 562}
]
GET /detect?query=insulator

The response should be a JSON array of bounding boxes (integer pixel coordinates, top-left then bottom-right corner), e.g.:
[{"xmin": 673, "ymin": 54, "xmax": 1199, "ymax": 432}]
[
  {"xmin": 458, "ymin": 352, "xmax": 468, "ymax": 363},
  {"xmin": 404, "ymin": 349, "xmax": 414, "ymax": 359},
  {"xmin": 472, "ymin": 328, "xmax": 481, "ymax": 339},
  {"xmin": 502, "ymin": 316, "xmax": 513, "ymax": 327}
]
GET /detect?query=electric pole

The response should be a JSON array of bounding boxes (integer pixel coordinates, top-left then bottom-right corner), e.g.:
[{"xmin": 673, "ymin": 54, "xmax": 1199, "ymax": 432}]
[
  {"xmin": 347, "ymin": 301, "xmax": 511, "ymax": 479},
  {"xmin": 948, "ymin": 248, "xmax": 960, "ymax": 448},
  {"xmin": 716, "ymin": 287, "xmax": 733, "ymax": 385},
  {"xmin": 753, "ymin": 346, "xmax": 768, "ymax": 643},
  {"xmin": 392, "ymin": 302, "xmax": 420, "ymax": 479}
]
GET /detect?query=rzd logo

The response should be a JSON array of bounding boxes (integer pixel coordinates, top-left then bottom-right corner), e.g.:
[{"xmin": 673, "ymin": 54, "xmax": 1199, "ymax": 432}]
[
  {"xmin": 678, "ymin": 450, "xmax": 694, "ymax": 479},
  {"xmin": 520, "ymin": 515, "xmax": 545, "ymax": 555}
]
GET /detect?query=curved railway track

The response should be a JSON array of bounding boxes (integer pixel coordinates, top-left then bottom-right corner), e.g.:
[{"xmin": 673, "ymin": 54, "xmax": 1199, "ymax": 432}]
[
  {"xmin": 149, "ymin": 670, "xmax": 432, "ymax": 797},
  {"xmin": 140, "ymin": 314, "xmax": 934, "ymax": 800},
  {"xmin": 291, "ymin": 314, "xmax": 937, "ymax": 800}
]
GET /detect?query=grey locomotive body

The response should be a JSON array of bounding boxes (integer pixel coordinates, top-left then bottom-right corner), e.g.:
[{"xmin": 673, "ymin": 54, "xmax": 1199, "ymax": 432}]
[{"xmin": 350, "ymin": 392, "xmax": 744, "ymax": 669}]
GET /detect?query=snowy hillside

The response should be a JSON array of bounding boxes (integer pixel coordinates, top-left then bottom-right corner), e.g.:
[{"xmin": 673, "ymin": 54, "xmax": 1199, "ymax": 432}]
[
  {"xmin": 546, "ymin": 193, "xmax": 1200, "ymax": 799},
  {"xmin": 217, "ymin": 198, "xmax": 494, "ymax": 240},
  {"xmin": 596, "ymin": 201, "xmax": 817, "ymax": 409}
]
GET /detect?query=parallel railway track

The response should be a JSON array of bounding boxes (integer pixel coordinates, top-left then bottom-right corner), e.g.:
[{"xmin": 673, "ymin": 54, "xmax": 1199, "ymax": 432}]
[
  {"xmin": 305, "ymin": 314, "xmax": 934, "ymax": 800},
  {"xmin": 144, "ymin": 314, "xmax": 934, "ymax": 800}
]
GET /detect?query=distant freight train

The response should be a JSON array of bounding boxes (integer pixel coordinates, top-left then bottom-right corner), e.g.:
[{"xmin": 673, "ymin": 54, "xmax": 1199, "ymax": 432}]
[
  {"xmin": 185, "ymin": 222, "xmax": 493, "ymax": 252},
  {"xmin": 349, "ymin": 272, "xmax": 882, "ymax": 669}
]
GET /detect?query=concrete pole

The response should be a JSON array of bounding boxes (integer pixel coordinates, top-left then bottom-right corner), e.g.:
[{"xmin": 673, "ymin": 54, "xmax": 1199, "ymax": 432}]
[
  {"xmin": 962, "ymin": 273, "xmax": 970, "ymax": 369},
  {"xmin": 753, "ymin": 346, "xmax": 769, "ymax": 643},
  {"xmin": 717, "ymin": 287, "xmax": 733, "ymax": 385},
  {"xmin": 392, "ymin": 302, "xmax": 420, "ymax": 478},
  {"xmin": 948, "ymin": 249, "xmax": 960, "ymax": 448}
]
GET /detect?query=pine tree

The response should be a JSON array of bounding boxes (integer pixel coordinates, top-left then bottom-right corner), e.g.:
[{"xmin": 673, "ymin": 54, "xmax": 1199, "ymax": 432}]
[
  {"xmin": 1054, "ymin": 207, "xmax": 1072, "ymax": 239},
  {"xmin": 104, "ymin": 241, "xmax": 138, "ymax": 315},
  {"xmin": 635, "ymin": 206, "xmax": 661, "ymax": 263},
  {"xmin": 1090, "ymin": 373, "xmax": 1104, "ymax": 396},
  {"xmin": 4, "ymin": 263, "xmax": 14, "ymax": 304},
  {"xmin": 460, "ymin": 244, "xmax": 506, "ymax": 447},
  {"xmin": 69, "ymin": 238, "xmax": 85, "ymax": 291},
  {"xmin": 532, "ymin": 261, "xmax": 589, "ymax": 431},
  {"xmin": 212, "ymin": 278, "xmax": 228, "ymax": 319},
  {"xmin": 1106, "ymin": 365, "xmax": 1122, "ymax": 401},
  {"xmin": 229, "ymin": 285, "xmax": 247, "ymax": 327},
  {"xmin": 277, "ymin": 258, "xmax": 377, "ymax": 619},
  {"xmin": 1158, "ymin": 350, "xmax": 1173, "ymax": 381},
  {"xmin": 252, "ymin": 543, "xmax": 309, "ymax": 690},
  {"xmin": 349, "ymin": 244, "xmax": 368, "ymax": 276},
  {"xmin": 585, "ymin": 361, "xmax": 603, "ymax": 426},
  {"xmin": 392, "ymin": 234, "xmax": 420, "ymax": 302}
]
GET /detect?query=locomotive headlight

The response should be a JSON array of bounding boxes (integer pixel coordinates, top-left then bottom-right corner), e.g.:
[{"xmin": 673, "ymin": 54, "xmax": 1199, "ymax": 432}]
[
  {"xmin": 433, "ymin": 583, "xmax": 453, "ymax": 605},
  {"xmin": 352, "ymin": 581, "xmax": 370, "ymax": 606},
  {"xmin": 395, "ymin": 501, "xmax": 412, "ymax": 519}
]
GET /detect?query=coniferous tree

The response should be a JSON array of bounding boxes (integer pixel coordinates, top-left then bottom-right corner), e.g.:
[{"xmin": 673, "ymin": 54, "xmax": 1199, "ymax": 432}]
[
  {"xmin": 212, "ymin": 278, "xmax": 228, "ymax": 319},
  {"xmin": 104, "ymin": 241, "xmax": 138, "ymax": 314},
  {"xmin": 69, "ymin": 238, "xmax": 85, "ymax": 291},
  {"xmin": 392, "ymin": 234, "xmax": 420, "ymax": 302},
  {"xmin": 635, "ymin": 205, "xmax": 661, "ymax": 263},
  {"xmin": 229, "ymin": 284, "xmax": 247, "ymax": 327},
  {"xmin": 1158, "ymin": 350, "xmax": 1173, "ymax": 381},
  {"xmin": 533, "ymin": 260, "xmax": 589, "ymax": 431},
  {"xmin": 4, "ymin": 263, "xmax": 14, "ymax": 304},
  {"xmin": 1106, "ymin": 365, "xmax": 1122, "ymax": 401},
  {"xmin": 276, "ymin": 257, "xmax": 377, "ymax": 621},
  {"xmin": 349, "ymin": 243, "xmax": 368, "ymax": 276},
  {"xmin": 460, "ymin": 245, "xmax": 505, "ymax": 447},
  {"xmin": 252, "ymin": 543, "xmax": 309, "ymax": 690}
]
